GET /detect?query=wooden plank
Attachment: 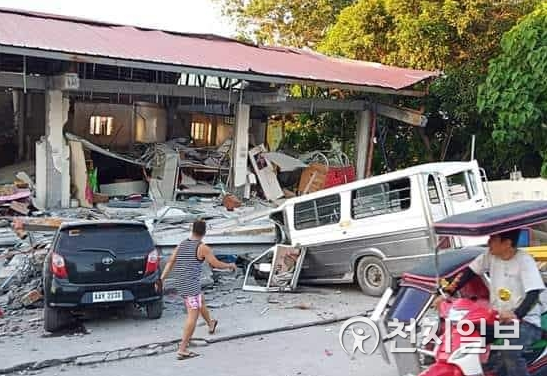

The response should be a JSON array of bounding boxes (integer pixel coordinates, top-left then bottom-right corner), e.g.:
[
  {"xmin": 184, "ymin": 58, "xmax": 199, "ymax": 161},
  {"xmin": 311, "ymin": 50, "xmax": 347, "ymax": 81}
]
[
  {"xmin": 68, "ymin": 140, "xmax": 92, "ymax": 208},
  {"xmin": 375, "ymin": 103, "xmax": 427, "ymax": 127}
]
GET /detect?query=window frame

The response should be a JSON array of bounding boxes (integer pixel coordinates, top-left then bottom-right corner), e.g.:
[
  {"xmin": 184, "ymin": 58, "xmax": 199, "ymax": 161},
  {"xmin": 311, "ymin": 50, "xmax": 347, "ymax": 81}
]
[
  {"xmin": 427, "ymin": 175, "xmax": 441, "ymax": 205},
  {"xmin": 350, "ymin": 177, "xmax": 412, "ymax": 220},
  {"xmin": 293, "ymin": 193, "xmax": 342, "ymax": 231},
  {"xmin": 446, "ymin": 171, "xmax": 472, "ymax": 202}
]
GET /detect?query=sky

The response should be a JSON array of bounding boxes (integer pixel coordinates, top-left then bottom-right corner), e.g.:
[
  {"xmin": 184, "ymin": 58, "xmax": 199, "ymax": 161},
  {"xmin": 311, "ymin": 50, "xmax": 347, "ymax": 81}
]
[{"xmin": 0, "ymin": 0, "xmax": 236, "ymax": 37}]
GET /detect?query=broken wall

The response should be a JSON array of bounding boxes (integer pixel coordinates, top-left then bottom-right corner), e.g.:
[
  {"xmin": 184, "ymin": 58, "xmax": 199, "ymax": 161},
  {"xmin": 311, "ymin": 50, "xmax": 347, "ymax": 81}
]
[{"xmin": 71, "ymin": 102, "xmax": 134, "ymax": 151}]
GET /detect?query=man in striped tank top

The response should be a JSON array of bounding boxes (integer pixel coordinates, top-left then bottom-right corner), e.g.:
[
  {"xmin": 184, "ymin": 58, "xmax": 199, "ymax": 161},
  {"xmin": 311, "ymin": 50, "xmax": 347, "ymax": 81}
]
[{"xmin": 158, "ymin": 220, "xmax": 236, "ymax": 359}]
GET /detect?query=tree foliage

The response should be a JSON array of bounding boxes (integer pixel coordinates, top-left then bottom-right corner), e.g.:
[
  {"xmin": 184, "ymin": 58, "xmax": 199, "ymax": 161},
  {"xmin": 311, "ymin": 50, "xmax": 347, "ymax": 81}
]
[
  {"xmin": 218, "ymin": 0, "xmax": 543, "ymax": 178},
  {"xmin": 478, "ymin": 2, "xmax": 547, "ymax": 175},
  {"xmin": 319, "ymin": 0, "xmax": 538, "ymax": 70},
  {"xmin": 216, "ymin": 0, "xmax": 353, "ymax": 47}
]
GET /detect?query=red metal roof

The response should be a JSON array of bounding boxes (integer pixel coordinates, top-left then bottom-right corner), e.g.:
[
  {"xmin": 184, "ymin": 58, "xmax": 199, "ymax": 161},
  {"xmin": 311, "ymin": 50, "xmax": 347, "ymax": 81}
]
[{"xmin": 0, "ymin": 8, "xmax": 438, "ymax": 90}]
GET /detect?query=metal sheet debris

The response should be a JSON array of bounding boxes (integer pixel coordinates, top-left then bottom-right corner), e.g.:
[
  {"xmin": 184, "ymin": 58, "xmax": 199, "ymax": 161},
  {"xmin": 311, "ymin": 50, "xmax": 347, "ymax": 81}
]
[
  {"xmin": 263, "ymin": 152, "xmax": 307, "ymax": 172},
  {"xmin": 65, "ymin": 133, "xmax": 148, "ymax": 167}
]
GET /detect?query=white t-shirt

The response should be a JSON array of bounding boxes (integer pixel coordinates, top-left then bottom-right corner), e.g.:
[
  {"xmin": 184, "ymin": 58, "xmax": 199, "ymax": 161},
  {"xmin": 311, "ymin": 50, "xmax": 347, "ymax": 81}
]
[{"xmin": 469, "ymin": 250, "xmax": 545, "ymax": 327}]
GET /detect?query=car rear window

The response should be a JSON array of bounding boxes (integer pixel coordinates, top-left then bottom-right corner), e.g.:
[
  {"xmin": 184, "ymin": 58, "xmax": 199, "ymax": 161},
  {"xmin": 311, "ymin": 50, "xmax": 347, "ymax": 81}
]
[{"xmin": 57, "ymin": 225, "xmax": 154, "ymax": 253}]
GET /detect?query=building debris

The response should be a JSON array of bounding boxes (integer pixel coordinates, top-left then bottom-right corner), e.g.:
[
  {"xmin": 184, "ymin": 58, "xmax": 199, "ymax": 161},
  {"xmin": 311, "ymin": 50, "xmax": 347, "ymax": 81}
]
[
  {"xmin": 263, "ymin": 152, "xmax": 307, "ymax": 172},
  {"xmin": 248, "ymin": 145, "xmax": 284, "ymax": 201},
  {"xmin": 222, "ymin": 194, "xmax": 242, "ymax": 211},
  {"xmin": 20, "ymin": 289, "xmax": 42, "ymax": 307}
]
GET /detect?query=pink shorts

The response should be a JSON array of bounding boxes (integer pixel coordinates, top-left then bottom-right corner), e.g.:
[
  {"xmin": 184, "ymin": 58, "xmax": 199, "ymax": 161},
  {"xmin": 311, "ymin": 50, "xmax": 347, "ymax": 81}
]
[{"xmin": 183, "ymin": 294, "xmax": 202, "ymax": 310}]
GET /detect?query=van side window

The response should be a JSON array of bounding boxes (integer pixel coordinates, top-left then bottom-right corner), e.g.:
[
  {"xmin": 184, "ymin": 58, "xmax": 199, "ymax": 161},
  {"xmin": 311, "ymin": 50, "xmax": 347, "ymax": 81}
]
[
  {"xmin": 446, "ymin": 172, "xmax": 471, "ymax": 202},
  {"xmin": 294, "ymin": 194, "xmax": 341, "ymax": 230},
  {"xmin": 427, "ymin": 175, "xmax": 440, "ymax": 204},
  {"xmin": 351, "ymin": 178, "xmax": 411, "ymax": 219}
]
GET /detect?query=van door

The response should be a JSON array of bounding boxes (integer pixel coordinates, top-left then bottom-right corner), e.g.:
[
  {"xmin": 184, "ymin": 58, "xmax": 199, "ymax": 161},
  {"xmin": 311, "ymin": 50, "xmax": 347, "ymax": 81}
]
[
  {"xmin": 425, "ymin": 174, "xmax": 450, "ymax": 222},
  {"xmin": 445, "ymin": 168, "xmax": 488, "ymax": 214}
]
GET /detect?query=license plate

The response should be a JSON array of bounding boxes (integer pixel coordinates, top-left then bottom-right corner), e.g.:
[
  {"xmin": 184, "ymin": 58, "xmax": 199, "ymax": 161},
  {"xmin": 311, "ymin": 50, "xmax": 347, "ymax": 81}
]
[{"xmin": 92, "ymin": 290, "xmax": 123, "ymax": 303}]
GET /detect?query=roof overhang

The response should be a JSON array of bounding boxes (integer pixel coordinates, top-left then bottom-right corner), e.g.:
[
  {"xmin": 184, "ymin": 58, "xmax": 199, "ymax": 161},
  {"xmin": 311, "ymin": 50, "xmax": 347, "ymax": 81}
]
[{"xmin": 0, "ymin": 8, "xmax": 439, "ymax": 97}]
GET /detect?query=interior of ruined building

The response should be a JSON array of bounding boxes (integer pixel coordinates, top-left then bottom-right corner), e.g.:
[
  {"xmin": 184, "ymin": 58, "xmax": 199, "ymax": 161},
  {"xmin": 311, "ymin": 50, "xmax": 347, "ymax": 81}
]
[{"xmin": 0, "ymin": 54, "xmax": 274, "ymax": 196}]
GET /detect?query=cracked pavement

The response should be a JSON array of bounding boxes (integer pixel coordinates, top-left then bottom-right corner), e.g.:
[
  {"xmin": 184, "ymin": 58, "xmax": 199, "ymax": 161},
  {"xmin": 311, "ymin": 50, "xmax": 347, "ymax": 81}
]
[{"xmin": 0, "ymin": 284, "xmax": 383, "ymax": 375}]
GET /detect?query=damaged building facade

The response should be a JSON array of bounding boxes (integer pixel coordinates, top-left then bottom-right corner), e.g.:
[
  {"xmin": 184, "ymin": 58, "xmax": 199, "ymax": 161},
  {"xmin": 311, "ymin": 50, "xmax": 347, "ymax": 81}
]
[{"xmin": 0, "ymin": 8, "xmax": 437, "ymax": 211}]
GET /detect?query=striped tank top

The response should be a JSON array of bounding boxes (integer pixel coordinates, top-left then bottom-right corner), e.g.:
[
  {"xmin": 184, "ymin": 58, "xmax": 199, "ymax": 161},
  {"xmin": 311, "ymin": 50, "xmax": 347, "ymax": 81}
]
[{"xmin": 172, "ymin": 238, "xmax": 203, "ymax": 297}]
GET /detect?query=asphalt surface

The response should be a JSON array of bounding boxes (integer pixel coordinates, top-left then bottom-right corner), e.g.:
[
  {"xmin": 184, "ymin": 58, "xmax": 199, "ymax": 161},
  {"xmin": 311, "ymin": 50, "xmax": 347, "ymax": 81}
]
[{"xmin": 38, "ymin": 324, "xmax": 399, "ymax": 376}]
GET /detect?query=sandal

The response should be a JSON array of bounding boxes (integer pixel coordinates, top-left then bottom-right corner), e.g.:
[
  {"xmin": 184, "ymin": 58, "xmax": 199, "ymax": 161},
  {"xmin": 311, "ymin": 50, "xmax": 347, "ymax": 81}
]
[
  {"xmin": 208, "ymin": 319, "xmax": 218, "ymax": 334},
  {"xmin": 177, "ymin": 351, "xmax": 199, "ymax": 360}
]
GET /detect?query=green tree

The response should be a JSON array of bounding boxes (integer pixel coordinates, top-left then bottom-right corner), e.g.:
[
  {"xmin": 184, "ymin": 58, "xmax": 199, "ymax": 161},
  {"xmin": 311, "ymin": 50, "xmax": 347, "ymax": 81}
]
[
  {"xmin": 478, "ymin": 2, "xmax": 547, "ymax": 176},
  {"xmin": 319, "ymin": 0, "xmax": 538, "ymax": 70},
  {"xmin": 219, "ymin": 0, "xmax": 541, "ymax": 178},
  {"xmin": 319, "ymin": 0, "xmax": 539, "ymax": 177},
  {"xmin": 216, "ymin": 0, "xmax": 354, "ymax": 47}
]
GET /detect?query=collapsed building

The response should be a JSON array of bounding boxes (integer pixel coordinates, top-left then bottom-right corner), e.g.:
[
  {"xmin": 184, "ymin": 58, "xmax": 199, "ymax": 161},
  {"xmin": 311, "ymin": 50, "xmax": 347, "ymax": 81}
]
[
  {"xmin": 0, "ymin": 8, "xmax": 439, "ymax": 313},
  {"xmin": 0, "ymin": 8, "xmax": 436, "ymax": 209}
]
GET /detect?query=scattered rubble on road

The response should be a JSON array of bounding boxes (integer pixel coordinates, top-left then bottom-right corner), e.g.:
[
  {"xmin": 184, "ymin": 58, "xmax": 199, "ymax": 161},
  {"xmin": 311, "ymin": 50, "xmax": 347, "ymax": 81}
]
[{"xmin": 0, "ymin": 135, "xmax": 361, "ymax": 337}]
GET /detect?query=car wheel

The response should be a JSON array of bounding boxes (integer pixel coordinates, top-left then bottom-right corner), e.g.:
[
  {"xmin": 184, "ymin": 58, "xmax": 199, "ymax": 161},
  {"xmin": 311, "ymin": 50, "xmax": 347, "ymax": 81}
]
[
  {"xmin": 146, "ymin": 299, "xmax": 163, "ymax": 319},
  {"xmin": 44, "ymin": 305, "xmax": 70, "ymax": 332},
  {"xmin": 356, "ymin": 256, "xmax": 392, "ymax": 297}
]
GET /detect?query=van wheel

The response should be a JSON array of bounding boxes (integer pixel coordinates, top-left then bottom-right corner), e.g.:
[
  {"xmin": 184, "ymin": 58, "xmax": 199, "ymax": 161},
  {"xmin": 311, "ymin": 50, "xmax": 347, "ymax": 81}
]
[
  {"xmin": 146, "ymin": 299, "xmax": 163, "ymax": 319},
  {"xmin": 356, "ymin": 256, "xmax": 392, "ymax": 297},
  {"xmin": 44, "ymin": 305, "xmax": 70, "ymax": 332}
]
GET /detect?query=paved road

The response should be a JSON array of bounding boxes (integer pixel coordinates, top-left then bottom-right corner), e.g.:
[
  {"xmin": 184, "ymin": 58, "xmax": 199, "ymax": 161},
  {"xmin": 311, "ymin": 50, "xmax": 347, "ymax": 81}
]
[
  {"xmin": 39, "ymin": 324, "xmax": 398, "ymax": 376},
  {"xmin": 1, "ymin": 284, "xmax": 381, "ymax": 373}
]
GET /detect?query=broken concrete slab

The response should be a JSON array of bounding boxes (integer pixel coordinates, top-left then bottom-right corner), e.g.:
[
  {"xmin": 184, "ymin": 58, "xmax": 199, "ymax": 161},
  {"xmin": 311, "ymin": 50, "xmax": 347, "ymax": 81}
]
[
  {"xmin": 9, "ymin": 201, "xmax": 30, "ymax": 215},
  {"xmin": 0, "ymin": 254, "xmax": 27, "ymax": 280}
]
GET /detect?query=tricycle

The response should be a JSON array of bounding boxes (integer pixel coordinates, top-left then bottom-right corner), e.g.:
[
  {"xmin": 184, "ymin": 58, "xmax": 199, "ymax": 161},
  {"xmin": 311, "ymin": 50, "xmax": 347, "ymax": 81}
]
[{"xmin": 371, "ymin": 200, "xmax": 547, "ymax": 376}]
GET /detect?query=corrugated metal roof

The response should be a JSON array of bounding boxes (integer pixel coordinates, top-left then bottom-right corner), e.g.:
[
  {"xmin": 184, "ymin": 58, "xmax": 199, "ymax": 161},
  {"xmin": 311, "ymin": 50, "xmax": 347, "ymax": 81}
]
[{"xmin": 0, "ymin": 8, "xmax": 438, "ymax": 90}]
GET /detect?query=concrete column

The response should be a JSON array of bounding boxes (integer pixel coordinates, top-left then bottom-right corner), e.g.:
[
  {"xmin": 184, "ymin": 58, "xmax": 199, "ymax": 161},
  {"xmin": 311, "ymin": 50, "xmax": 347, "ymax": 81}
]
[
  {"xmin": 36, "ymin": 90, "xmax": 71, "ymax": 209},
  {"xmin": 230, "ymin": 103, "xmax": 251, "ymax": 195},
  {"xmin": 355, "ymin": 110, "xmax": 371, "ymax": 180},
  {"xmin": 13, "ymin": 91, "xmax": 25, "ymax": 161}
]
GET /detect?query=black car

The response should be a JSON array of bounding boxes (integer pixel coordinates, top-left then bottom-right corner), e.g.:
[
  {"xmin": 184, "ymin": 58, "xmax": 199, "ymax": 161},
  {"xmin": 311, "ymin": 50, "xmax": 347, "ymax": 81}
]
[{"xmin": 43, "ymin": 220, "xmax": 163, "ymax": 332}]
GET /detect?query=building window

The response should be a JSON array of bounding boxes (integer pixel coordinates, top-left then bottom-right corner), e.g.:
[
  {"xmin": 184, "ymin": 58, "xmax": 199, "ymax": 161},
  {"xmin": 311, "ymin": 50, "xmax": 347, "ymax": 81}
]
[
  {"xmin": 89, "ymin": 116, "xmax": 114, "ymax": 136},
  {"xmin": 351, "ymin": 178, "xmax": 411, "ymax": 219},
  {"xmin": 191, "ymin": 120, "xmax": 213, "ymax": 146},
  {"xmin": 294, "ymin": 194, "xmax": 341, "ymax": 230}
]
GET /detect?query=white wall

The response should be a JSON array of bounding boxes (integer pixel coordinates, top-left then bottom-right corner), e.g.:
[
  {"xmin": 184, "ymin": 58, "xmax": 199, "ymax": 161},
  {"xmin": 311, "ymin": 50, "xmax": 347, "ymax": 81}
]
[{"xmin": 488, "ymin": 178, "xmax": 547, "ymax": 205}]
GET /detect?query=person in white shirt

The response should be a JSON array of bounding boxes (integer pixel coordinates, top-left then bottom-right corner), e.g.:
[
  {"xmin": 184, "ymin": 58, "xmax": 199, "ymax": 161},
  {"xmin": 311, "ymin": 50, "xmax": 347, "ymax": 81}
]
[{"xmin": 435, "ymin": 229, "xmax": 545, "ymax": 376}]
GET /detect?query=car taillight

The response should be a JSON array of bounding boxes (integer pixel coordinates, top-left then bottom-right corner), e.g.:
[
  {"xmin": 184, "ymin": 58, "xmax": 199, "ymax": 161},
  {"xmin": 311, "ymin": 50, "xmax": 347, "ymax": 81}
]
[
  {"xmin": 51, "ymin": 252, "xmax": 68, "ymax": 279},
  {"xmin": 145, "ymin": 249, "xmax": 159, "ymax": 275}
]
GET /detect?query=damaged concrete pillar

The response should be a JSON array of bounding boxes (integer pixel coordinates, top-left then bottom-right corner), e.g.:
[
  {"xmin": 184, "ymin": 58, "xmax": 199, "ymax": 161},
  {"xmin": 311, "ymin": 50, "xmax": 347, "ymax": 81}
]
[
  {"xmin": 230, "ymin": 103, "xmax": 251, "ymax": 196},
  {"xmin": 35, "ymin": 90, "xmax": 71, "ymax": 209},
  {"xmin": 355, "ymin": 110, "xmax": 371, "ymax": 180}
]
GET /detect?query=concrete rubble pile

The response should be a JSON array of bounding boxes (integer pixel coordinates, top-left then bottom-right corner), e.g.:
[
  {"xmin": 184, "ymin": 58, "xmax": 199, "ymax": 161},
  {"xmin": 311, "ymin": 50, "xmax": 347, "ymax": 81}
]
[
  {"xmin": 0, "ymin": 131, "xmax": 361, "ymax": 321},
  {"xmin": 0, "ymin": 223, "xmax": 51, "ymax": 319}
]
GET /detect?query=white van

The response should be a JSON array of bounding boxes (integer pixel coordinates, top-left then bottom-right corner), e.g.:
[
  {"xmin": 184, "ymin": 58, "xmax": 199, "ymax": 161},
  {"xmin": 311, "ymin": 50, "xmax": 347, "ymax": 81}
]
[{"xmin": 268, "ymin": 160, "xmax": 491, "ymax": 296}]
